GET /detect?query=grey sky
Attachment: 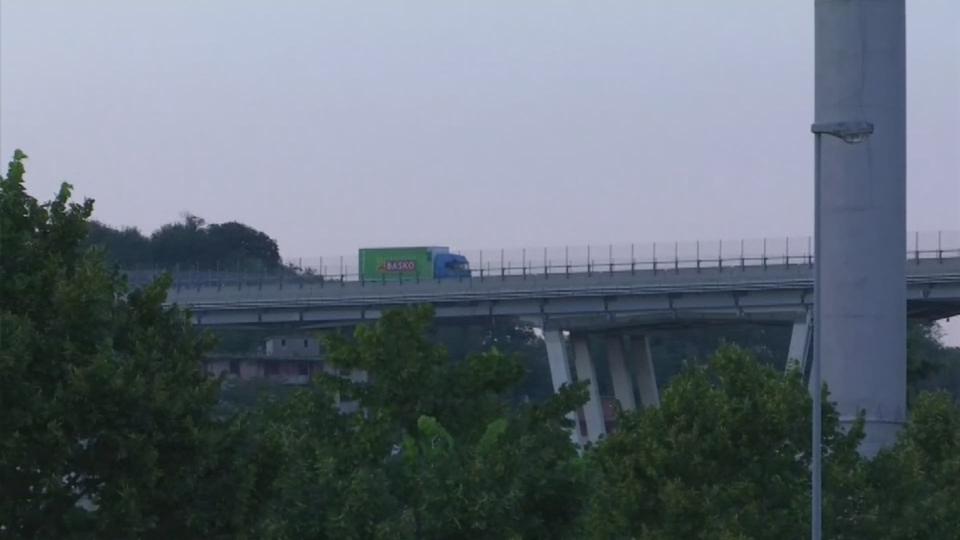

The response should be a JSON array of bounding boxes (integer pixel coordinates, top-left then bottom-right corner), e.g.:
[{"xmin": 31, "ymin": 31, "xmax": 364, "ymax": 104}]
[{"xmin": 2, "ymin": 1, "xmax": 959, "ymax": 340}]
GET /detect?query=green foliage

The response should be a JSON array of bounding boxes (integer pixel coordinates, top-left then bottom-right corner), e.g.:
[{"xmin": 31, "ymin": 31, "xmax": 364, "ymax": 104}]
[
  {"xmin": 431, "ymin": 319, "xmax": 556, "ymax": 404},
  {"xmin": 908, "ymin": 321, "xmax": 960, "ymax": 402},
  {"xmin": 214, "ymin": 377, "xmax": 300, "ymax": 418},
  {"xmin": 868, "ymin": 392, "xmax": 960, "ymax": 538},
  {"xmin": 583, "ymin": 346, "xmax": 866, "ymax": 539},
  {"xmin": 85, "ymin": 213, "xmax": 282, "ymax": 272},
  {"xmin": 0, "ymin": 151, "xmax": 276, "ymax": 538},
  {"xmin": 86, "ymin": 221, "xmax": 152, "ymax": 267},
  {"xmin": 647, "ymin": 323, "xmax": 792, "ymax": 388},
  {"xmin": 258, "ymin": 307, "xmax": 588, "ymax": 539}
]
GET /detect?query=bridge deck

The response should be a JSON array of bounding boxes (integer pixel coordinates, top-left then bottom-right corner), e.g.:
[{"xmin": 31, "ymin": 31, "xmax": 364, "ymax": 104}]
[{"xmin": 156, "ymin": 258, "xmax": 960, "ymax": 328}]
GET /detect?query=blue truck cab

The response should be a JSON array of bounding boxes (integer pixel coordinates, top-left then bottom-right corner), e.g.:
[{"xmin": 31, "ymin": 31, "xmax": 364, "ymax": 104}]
[{"xmin": 432, "ymin": 251, "xmax": 471, "ymax": 279}]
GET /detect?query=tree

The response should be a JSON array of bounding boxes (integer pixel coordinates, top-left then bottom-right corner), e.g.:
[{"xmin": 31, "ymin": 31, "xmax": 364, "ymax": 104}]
[
  {"xmin": 868, "ymin": 392, "xmax": 960, "ymax": 538},
  {"xmin": 258, "ymin": 307, "xmax": 588, "ymax": 539},
  {"xmin": 204, "ymin": 221, "xmax": 281, "ymax": 271},
  {"xmin": 148, "ymin": 214, "xmax": 282, "ymax": 272},
  {"xmin": 479, "ymin": 319, "xmax": 556, "ymax": 403},
  {"xmin": 148, "ymin": 213, "xmax": 208, "ymax": 269},
  {"xmin": 85, "ymin": 214, "xmax": 283, "ymax": 274},
  {"xmin": 583, "ymin": 346, "xmax": 869, "ymax": 539},
  {"xmin": 646, "ymin": 323, "xmax": 793, "ymax": 389},
  {"xmin": 0, "ymin": 151, "xmax": 276, "ymax": 538},
  {"xmin": 908, "ymin": 321, "xmax": 960, "ymax": 403},
  {"xmin": 431, "ymin": 318, "xmax": 555, "ymax": 404},
  {"xmin": 85, "ymin": 220, "xmax": 152, "ymax": 268}
]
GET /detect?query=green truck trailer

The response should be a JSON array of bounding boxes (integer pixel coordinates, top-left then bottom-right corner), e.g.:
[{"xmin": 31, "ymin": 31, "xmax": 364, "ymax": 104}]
[{"xmin": 358, "ymin": 247, "xmax": 470, "ymax": 281}]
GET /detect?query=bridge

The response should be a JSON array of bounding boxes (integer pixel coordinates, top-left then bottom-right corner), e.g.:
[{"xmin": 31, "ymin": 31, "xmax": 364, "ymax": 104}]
[
  {"xmin": 144, "ymin": 234, "xmax": 960, "ymax": 444},
  {"xmin": 163, "ymin": 258, "xmax": 960, "ymax": 328},
  {"xmin": 158, "ymin": 233, "xmax": 960, "ymax": 328}
]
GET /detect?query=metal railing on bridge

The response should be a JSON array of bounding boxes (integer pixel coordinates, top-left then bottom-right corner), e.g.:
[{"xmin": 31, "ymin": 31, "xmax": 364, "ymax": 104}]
[{"xmin": 122, "ymin": 230, "xmax": 960, "ymax": 289}]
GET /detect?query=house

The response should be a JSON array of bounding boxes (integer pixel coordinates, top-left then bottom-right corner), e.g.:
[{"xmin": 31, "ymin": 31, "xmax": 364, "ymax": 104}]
[{"xmin": 205, "ymin": 334, "xmax": 352, "ymax": 386}]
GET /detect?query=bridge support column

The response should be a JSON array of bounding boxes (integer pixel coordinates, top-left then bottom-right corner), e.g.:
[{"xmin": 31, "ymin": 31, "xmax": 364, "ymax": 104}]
[
  {"xmin": 606, "ymin": 334, "xmax": 637, "ymax": 412},
  {"xmin": 543, "ymin": 329, "xmax": 584, "ymax": 446},
  {"xmin": 630, "ymin": 335, "xmax": 660, "ymax": 408},
  {"xmin": 786, "ymin": 312, "xmax": 813, "ymax": 376},
  {"xmin": 572, "ymin": 334, "xmax": 607, "ymax": 442}
]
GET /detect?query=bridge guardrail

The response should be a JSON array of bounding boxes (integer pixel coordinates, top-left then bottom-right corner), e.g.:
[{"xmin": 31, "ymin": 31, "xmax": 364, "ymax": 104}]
[{"xmin": 121, "ymin": 230, "xmax": 960, "ymax": 289}]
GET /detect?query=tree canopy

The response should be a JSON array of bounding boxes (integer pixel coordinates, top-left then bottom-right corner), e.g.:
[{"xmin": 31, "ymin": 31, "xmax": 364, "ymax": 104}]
[
  {"xmin": 868, "ymin": 392, "xmax": 960, "ymax": 538},
  {"xmin": 86, "ymin": 214, "xmax": 282, "ymax": 272},
  {"xmin": 908, "ymin": 321, "xmax": 960, "ymax": 402},
  {"xmin": 1, "ymin": 150, "xmax": 276, "ymax": 538},
  {"xmin": 584, "ymin": 346, "xmax": 870, "ymax": 539},
  {"xmin": 257, "ymin": 307, "xmax": 589, "ymax": 539}
]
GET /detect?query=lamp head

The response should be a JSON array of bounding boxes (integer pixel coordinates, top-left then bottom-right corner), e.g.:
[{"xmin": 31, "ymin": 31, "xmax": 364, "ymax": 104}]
[{"xmin": 811, "ymin": 121, "xmax": 874, "ymax": 144}]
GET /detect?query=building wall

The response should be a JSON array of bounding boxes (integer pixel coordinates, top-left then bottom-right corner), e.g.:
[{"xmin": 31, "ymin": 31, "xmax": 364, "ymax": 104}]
[
  {"xmin": 265, "ymin": 335, "xmax": 322, "ymax": 357},
  {"xmin": 204, "ymin": 335, "xmax": 367, "ymax": 417}
]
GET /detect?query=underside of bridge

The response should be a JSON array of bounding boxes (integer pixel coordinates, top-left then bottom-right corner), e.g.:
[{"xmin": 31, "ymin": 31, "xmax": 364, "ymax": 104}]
[{"xmin": 170, "ymin": 256, "xmax": 959, "ymax": 444}]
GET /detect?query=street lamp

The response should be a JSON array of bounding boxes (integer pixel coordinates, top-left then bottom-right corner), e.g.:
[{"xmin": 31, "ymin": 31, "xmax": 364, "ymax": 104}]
[{"xmin": 809, "ymin": 120, "xmax": 874, "ymax": 540}]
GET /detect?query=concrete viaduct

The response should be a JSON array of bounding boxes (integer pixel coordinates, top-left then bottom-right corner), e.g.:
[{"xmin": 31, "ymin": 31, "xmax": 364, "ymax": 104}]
[{"xmin": 155, "ymin": 254, "xmax": 960, "ymax": 444}]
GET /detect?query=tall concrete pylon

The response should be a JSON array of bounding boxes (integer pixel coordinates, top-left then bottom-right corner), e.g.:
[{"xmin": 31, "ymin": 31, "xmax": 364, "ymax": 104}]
[{"xmin": 816, "ymin": 0, "xmax": 906, "ymax": 456}]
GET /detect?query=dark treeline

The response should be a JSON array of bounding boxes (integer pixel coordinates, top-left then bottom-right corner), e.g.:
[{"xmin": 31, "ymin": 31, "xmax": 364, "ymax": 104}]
[{"xmin": 85, "ymin": 214, "xmax": 282, "ymax": 272}]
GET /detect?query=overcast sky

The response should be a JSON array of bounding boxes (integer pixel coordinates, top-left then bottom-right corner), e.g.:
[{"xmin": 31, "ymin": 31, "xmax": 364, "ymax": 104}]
[{"xmin": 2, "ymin": 1, "xmax": 958, "ymax": 340}]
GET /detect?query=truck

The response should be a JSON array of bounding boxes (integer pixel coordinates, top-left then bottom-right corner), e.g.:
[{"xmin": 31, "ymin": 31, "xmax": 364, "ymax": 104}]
[{"xmin": 358, "ymin": 246, "xmax": 470, "ymax": 281}]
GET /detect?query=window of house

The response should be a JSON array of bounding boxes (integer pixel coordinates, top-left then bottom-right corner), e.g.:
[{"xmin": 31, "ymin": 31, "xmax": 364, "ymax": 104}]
[
  {"xmin": 229, "ymin": 360, "xmax": 240, "ymax": 375},
  {"xmin": 304, "ymin": 339, "xmax": 309, "ymax": 348},
  {"xmin": 281, "ymin": 339, "xmax": 286, "ymax": 347},
  {"xmin": 299, "ymin": 362, "xmax": 309, "ymax": 376},
  {"xmin": 264, "ymin": 363, "xmax": 280, "ymax": 376}
]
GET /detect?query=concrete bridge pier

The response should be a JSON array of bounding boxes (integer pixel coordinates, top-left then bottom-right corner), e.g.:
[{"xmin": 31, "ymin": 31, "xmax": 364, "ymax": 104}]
[
  {"xmin": 606, "ymin": 334, "xmax": 637, "ymax": 411},
  {"xmin": 543, "ymin": 327, "xmax": 661, "ymax": 444},
  {"xmin": 786, "ymin": 312, "xmax": 813, "ymax": 376},
  {"xmin": 627, "ymin": 334, "xmax": 660, "ymax": 409},
  {"xmin": 572, "ymin": 333, "xmax": 607, "ymax": 443},
  {"xmin": 542, "ymin": 329, "xmax": 584, "ymax": 446}
]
